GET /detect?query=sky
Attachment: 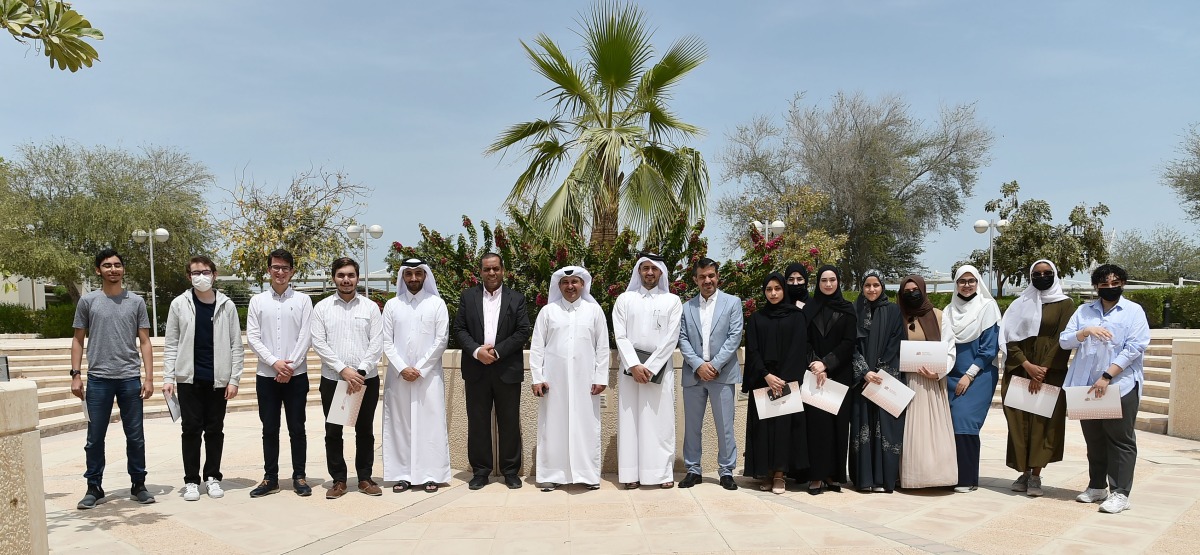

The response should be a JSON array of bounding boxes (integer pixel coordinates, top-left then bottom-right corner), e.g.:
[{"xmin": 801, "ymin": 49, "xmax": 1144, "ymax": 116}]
[{"xmin": 4, "ymin": 0, "xmax": 1198, "ymax": 285}]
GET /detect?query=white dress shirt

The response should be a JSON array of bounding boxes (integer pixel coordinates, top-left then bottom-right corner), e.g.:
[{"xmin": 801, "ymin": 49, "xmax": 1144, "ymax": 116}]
[
  {"xmin": 474, "ymin": 285, "xmax": 504, "ymax": 360},
  {"xmin": 311, "ymin": 293, "xmax": 384, "ymax": 381},
  {"xmin": 698, "ymin": 291, "xmax": 719, "ymax": 361},
  {"xmin": 613, "ymin": 287, "xmax": 683, "ymax": 376},
  {"xmin": 246, "ymin": 286, "xmax": 313, "ymax": 377}
]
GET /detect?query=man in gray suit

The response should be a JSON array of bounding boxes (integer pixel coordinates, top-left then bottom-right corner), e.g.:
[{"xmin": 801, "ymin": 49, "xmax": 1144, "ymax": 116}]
[{"xmin": 678, "ymin": 258, "xmax": 744, "ymax": 490}]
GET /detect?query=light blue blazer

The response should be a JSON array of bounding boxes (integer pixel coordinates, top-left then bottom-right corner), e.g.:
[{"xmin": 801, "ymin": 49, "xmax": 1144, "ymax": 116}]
[{"xmin": 678, "ymin": 290, "xmax": 744, "ymax": 387}]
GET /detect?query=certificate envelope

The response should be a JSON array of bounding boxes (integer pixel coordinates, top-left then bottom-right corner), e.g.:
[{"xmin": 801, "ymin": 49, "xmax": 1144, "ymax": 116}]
[
  {"xmin": 752, "ymin": 381, "xmax": 804, "ymax": 419},
  {"xmin": 1003, "ymin": 376, "xmax": 1061, "ymax": 419},
  {"xmin": 900, "ymin": 340, "xmax": 946, "ymax": 376},
  {"xmin": 862, "ymin": 372, "xmax": 915, "ymax": 418},
  {"xmin": 1064, "ymin": 386, "xmax": 1122, "ymax": 420},
  {"xmin": 325, "ymin": 380, "xmax": 365, "ymax": 427},
  {"xmin": 166, "ymin": 393, "xmax": 182, "ymax": 423},
  {"xmin": 801, "ymin": 370, "xmax": 848, "ymax": 415}
]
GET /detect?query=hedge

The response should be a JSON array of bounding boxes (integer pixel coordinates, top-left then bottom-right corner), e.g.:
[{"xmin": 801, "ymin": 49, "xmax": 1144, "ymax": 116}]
[{"xmin": 1125, "ymin": 286, "xmax": 1200, "ymax": 328}]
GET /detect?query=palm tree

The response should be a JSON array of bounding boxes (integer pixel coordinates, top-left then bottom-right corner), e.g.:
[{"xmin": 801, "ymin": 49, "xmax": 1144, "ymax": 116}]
[{"xmin": 486, "ymin": 1, "xmax": 710, "ymax": 251}]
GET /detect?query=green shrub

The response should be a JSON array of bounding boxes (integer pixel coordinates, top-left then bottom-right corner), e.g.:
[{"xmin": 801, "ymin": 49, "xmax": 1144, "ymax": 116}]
[
  {"xmin": 1125, "ymin": 286, "xmax": 1200, "ymax": 328},
  {"xmin": 39, "ymin": 304, "xmax": 78, "ymax": 338},
  {"xmin": 0, "ymin": 303, "xmax": 38, "ymax": 333}
]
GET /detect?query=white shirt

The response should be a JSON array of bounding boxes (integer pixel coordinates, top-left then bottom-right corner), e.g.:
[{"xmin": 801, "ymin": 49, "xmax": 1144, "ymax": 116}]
[
  {"xmin": 474, "ymin": 286, "xmax": 503, "ymax": 360},
  {"xmin": 613, "ymin": 287, "xmax": 682, "ymax": 376},
  {"xmin": 698, "ymin": 291, "xmax": 719, "ymax": 361},
  {"xmin": 311, "ymin": 293, "xmax": 384, "ymax": 381},
  {"xmin": 246, "ymin": 286, "xmax": 313, "ymax": 377}
]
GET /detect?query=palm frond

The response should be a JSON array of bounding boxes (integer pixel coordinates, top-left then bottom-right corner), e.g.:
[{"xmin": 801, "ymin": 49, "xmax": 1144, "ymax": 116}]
[
  {"xmin": 538, "ymin": 167, "xmax": 591, "ymax": 238},
  {"xmin": 636, "ymin": 35, "xmax": 707, "ymax": 100},
  {"xmin": 522, "ymin": 35, "xmax": 600, "ymax": 117},
  {"xmin": 639, "ymin": 98, "xmax": 703, "ymax": 141},
  {"xmin": 673, "ymin": 147, "xmax": 710, "ymax": 219},
  {"xmin": 582, "ymin": 1, "xmax": 654, "ymax": 116},
  {"xmin": 485, "ymin": 118, "xmax": 569, "ymax": 156},
  {"xmin": 620, "ymin": 160, "xmax": 677, "ymax": 238},
  {"xmin": 503, "ymin": 138, "xmax": 575, "ymax": 206}
]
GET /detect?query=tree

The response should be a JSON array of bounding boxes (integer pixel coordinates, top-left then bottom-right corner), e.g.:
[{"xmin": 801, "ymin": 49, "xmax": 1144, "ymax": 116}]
[
  {"xmin": 715, "ymin": 184, "xmax": 846, "ymax": 269},
  {"xmin": 967, "ymin": 181, "xmax": 1109, "ymax": 288},
  {"xmin": 0, "ymin": 140, "xmax": 217, "ymax": 302},
  {"xmin": 219, "ymin": 167, "xmax": 371, "ymax": 286},
  {"xmin": 720, "ymin": 92, "xmax": 993, "ymax": 285},
  {"xmin": 1109, "ymin": 225, "xmax": 1200, "ymax": 284},
  {"xmin": 485, "ymin": 0, "xmax": 710, "ymax": 251},
  {"xmin": 2, "ymin": 0, "xmax": 102, "ymax": 71},
  {"xmin": 1165, "ymin": 124, "xmax": 1200, "ymax": 220}
]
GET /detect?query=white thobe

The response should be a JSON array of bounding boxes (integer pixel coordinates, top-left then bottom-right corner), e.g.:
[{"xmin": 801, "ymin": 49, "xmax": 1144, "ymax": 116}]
[
  {"xmin": 530, "ymin": 298, "xmax": 610, "ymax": 486},
  {"xmin": 381, "ymin": 290, "xmax": 451, "ymax": 484},
  {"xmin": 613, "ymin": 288, "xmax": 682, "ymax": 484}
]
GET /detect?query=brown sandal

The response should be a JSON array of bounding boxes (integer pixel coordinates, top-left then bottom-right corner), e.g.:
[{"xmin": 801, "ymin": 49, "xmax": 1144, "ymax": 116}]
[
  {"xmin": 624, "ymin": 482, "xmax": 640, "ymax": 489},
  {"xmin": 660, "ymin": 482, "xmax": 674, "ymax": 489}
]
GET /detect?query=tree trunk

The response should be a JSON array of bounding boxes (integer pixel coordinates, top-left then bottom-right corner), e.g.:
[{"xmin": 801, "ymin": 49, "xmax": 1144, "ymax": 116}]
[{"xmin": 588, "ymin": 174, "xmax": 621, "ymax": 253}]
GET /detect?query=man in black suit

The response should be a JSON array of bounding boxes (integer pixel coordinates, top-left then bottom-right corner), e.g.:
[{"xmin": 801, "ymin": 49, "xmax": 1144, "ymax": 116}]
[{"xmin": 452, "ymin": 253, "xmax": 533, "ymax": 489}]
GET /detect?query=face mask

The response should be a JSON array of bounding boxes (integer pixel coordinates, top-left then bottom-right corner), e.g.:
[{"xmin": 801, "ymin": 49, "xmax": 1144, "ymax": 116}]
[
  {"xmin": 1097, "ymin": 287, "xmax": 1123, "ymax": 302},
  {"xmin": 1031, "ymin": 275, "xmax": 1055, "ymax": 291},
  {"xmin": 957, "ymin": 292, "xmax": 977, "ymax": 302},
  {"xmin": 787, "ymin": 284, "xmax": 808, "ymax": 302},
  {"xmin": 191, "ymin": 274, "xmax": 213, "ymax": 292},
  {"xmin": 901, "ymin": 290, "xmax": 923, "ymax": 308}
]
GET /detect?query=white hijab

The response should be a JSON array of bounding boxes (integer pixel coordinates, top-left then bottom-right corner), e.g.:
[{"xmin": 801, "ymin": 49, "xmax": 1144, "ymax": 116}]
[
  {"xmin": 1000, "ymin": 259, "xmax": 1070, "ymax": 345},
  {"xmin": 548, "ymin": 265, "xmax": 597, "ymax": 305},
  {"xmin": 942, "ymin": 265, "xmax": 1005, "ymax": 369},
  {"xmin": 396, "ymin": 258, "xmax": 439, "ymax": 297},
  {"xmin": 625, "ymin": 255, "xmax": 669, "ymax": 293}
]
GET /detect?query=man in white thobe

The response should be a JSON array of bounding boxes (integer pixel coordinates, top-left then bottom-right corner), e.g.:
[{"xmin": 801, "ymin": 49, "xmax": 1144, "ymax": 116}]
[
  {"xmin": 381, "ymin": 259, "xmax": 450, "ymax": 493},
  {"xmin": 615, "ymin": 253, "xmax": 682, "ymax": 488},
  {"xmin": 530, "ymin": 266, "xmax": 610, "ymax": 491}
]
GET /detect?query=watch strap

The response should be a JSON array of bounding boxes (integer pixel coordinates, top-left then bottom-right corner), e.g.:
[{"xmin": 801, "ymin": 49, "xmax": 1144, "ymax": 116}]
[{"xmin": 1101, "ymin": 371, "xmax": 1114, "ymax": 381}]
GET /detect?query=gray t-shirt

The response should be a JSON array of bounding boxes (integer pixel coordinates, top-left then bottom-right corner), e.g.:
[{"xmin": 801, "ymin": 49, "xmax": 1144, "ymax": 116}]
[{"xmin": 73, "ymin": 289, "xmax": 151, "ymax": 379}]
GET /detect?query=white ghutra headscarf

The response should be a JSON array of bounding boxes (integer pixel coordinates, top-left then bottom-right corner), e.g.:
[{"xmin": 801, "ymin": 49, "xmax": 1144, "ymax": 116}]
[
  {"xmin": 396, "ymin": 258, "xmax": 439, "ymax": 297},
  {"xmin": 1000, "ymin": 259, "xmax": 1070, "ymax": 345},
  {"xmin": 625, "ymin": 252, "xmax": 669, "ymax": 294},
  {"xmin": 548, "ymin": 265, "xmax": 597, "ymax": 305}
]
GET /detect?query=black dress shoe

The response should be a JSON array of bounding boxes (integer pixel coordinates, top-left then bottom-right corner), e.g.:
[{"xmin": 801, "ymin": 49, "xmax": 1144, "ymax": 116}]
[
  {"xmin": 679, "ymin": 473, "xmax": 702, "ymax": 488},
  {"xmin": 504, "ymin": 474, "xmax": 523, "ymax": 489},
  {"xmin": 469, "ymin": 475, "xmax": 489, "ymax": 490},
  {"xmin": 824, "ymin": 481, "xmax": 842, "ymax": 493},
  {"xmin": 720, "ymin": 475, "xmax": 738, "ymax": 490}
]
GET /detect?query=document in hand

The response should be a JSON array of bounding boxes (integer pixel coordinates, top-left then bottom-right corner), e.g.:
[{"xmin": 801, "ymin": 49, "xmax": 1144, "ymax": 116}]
[
  {"xmin": 862, "ymin": 372, "xmax": 915, "ymax": 418},
  {"xmin": 166, "ymin": 392, "xmax": 182, "ymax": 423},
  {"xmin": 752, "ymin": 381, "xmax": 804, "ymax": 419},
  {"xmin": 80, "ymin": 396, "xmax": 89, "ymax": 422},
  {"xmin": 1003, "ymin": 376, "xmax": 1061, "ymax": 419},
  {"xmin": 1064, "ymin": 385, "xmax": 1122, "ymax": 420},
  {"xmin": 801, "ymin": 370, "xmax": 849, "ymax": 415},
  {"xmin": 900, "ymin": 340, "xmax": 947, "ymax": 376},
  {"xmin": 326, "ymin": 380, "xmax": 365, "ymax": 426}
]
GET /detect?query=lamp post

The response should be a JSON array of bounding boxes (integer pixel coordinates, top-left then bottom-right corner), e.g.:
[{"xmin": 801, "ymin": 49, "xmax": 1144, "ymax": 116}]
[
  {"xmin": 973, "ymin": 218, "xmax": 1009, "ymax": 296},
  {"xmin": 752, "ymin": 219, "xmax": 786, "ymax": 241},
  {"xmin": 346, "ymin": 224, "xmax": 384, "ymax": 297},
  {"xmin": 132, "ymin": 228, "xmax": 170, "ymax": 336}
]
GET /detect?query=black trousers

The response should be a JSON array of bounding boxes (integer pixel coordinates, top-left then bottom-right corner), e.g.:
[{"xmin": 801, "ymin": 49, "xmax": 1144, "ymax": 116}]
[
  {"xmin": 1080, "ymin": 387, "xmax": 1139, "ymax": 496},
  {"xmin": 319, "ymin": 376, "xmax": 380, "ymax": 483},
  {"xmin": 257, "ymin": 374, "xmax": 310, "ymax": 481},
  {"xmin": 178, "ymin": 380, "xmax": 228, "ymax": 484},
  {"xmin": 465, "ymin": 372, "xmax": 523, "ymax": 476},
  {"xmin": 955, "ymin": 434, "xmax": 981, "ymax": 487}
]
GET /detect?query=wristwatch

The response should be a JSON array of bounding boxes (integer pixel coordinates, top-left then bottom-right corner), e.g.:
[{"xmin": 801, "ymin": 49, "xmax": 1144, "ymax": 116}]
[
  {"xmin": 70, "ymin": 369, "xmax": 82, "ymax": 377},
  {"xmin": 1101, "ymin": 371, "xmax": 1114, "ymax": 381}
]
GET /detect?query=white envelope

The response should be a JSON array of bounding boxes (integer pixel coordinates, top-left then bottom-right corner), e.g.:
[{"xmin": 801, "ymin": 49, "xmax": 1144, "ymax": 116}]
[
  {"xmin": 80, "ymin": 396, "xmax": 89, "ymax": 422},
  {"xmin": 801, "ymin": 370, "xmax": 848, "ymax": 415},
  {"xmin": 900, "ymin": 340, "xmax": 947, "ymax": 376},
  {"xmin": 325, "ymin": 380, "xmax": 366, "ymax": 427},
  {"xmin": 752, "ymin": 381, "xmax": 805, "ymax": 419},
  {"xmin": 1064, "ymin": 385, "xmax": 1122, "ymax": 420},
  {"xmin": 166, "ymin": 393, "xmax": 182, "ymax": 423},
  {"xmin": 1003, "ymin": 376, "xmax": 1061, "ymax": 419},
  {"xmin": 862, "ymin": 372, "xmax": 915, "ymax": 418}
]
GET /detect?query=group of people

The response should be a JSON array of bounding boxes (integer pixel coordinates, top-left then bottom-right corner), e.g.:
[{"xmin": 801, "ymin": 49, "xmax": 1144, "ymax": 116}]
[{"xmin": 69, "ymin": 246, "xmax": 1149, "ymax": 516}]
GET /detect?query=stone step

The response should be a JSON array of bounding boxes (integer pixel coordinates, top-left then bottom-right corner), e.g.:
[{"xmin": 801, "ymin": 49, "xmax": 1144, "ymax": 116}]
[
  {"xmin": 1144, "ymin": 355, "xmax": 1172, "ymax": 369},
  {"xmin": 1135, "ymin": 411, "xmax": 1168, "ymax": 434},
  {"xmin": 1145, "ymin": 367, "xmax": 1172, "ymax": 383},
  {"xmin": 1150, "ymin": 337, "xmax": 1172, "ymax": 346},
  {"xmin": 1141, "ymin": 395, "xmax": 1169, "ymax": 415},
  {"xmin": 10, "ymin": 355, "xmax": 326, "ymax": 377},
  {"xmin": 37, "ymin": 394, "xmax": 323, "ymax": 437},
  {"xmin": 37, "ymin": 386, "xmax": 76, "ymax": 404},
  {"xmin": 1144, "ymin": 380, "xmax": 1171, "ymax": 400},
  {"xmin": 1146, "ymin": 345, "xmax": 1173, "ymax": 357}
]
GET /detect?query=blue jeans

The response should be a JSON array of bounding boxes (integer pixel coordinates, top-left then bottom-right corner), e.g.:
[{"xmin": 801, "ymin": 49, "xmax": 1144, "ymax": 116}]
[{"xmin": 84, "ymin": 376, "xmax": 148, "ymax": 488}]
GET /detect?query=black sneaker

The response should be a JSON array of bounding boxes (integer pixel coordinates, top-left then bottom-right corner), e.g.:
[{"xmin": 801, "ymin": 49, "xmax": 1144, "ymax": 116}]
[
  {"xmin": 77, "ymin": 486, "xmax": 105, "ymax": 510},
  {"xmin": 250, "ymin": 480, "xmax": 280, "ymax": 498},
  {"xmin": 130, "ymin": 483, "xmax": 155, "ymax": 504},
  {"xmin": 293, "ymin": 478, "xmax": 312, "ymax": 497}
]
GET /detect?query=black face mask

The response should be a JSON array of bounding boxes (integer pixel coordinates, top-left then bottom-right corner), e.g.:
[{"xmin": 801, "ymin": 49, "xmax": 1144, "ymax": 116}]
[
  {"xmin": 787, "ymin": 284, "xmax": 808, "ymax": 302},
  {"xmin": 1031, "ymin": 275, "xmax": 1055, "ymax": 291},
  {"xmin": 901, "ymin": 290, "xmax": 923, "ymax": 308},
  {"xmin": 1098, "ymin": 287, "xmax": 1123, "ymax": 302},
  {"xmin": 957, "ymin": 292, "xmax": 978, "ymax": 302}
]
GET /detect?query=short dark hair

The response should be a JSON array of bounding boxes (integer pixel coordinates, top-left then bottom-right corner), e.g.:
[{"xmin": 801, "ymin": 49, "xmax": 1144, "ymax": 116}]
[
  {"xmin": 188, "ymin": 255, "xmax": 217, "ymax": 273},
  {"xmin": 1091, "ymin": 264, "xmax": 1128, "ymax": 285},
  {"xmin": 693, "ymin": 257, "xmax": 719, "ymax": 276},
  {"xmin": 268, "ymin": 248, "xmax": 295, "ymax": 268},
  {"xmin": 94, "ymin": 248, "xmax": 124, "ymax": 269},
  {"xmin": 331, "ymin": 257, "xmax": 359, "ymax": 276},
  {"xmin": 480, "ymin": 252, "xmax": 503, "ymax": 268}
]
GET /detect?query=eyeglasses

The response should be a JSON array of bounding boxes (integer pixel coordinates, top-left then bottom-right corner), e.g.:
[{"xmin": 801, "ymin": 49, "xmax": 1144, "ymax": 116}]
[
  {"xmin": 100, "ymin": 262, "xmax": 123, "ymax": 269},
  {"xmin": 269, "ymin": 265, "xmax": 293, "ymax": 272},
  {"xmin": 1031, "ymin": 271, "xmax": 1054, "ymax": 279},
  {"xmin": 956, "ymin": 279, "xmax": 978, "ymax": 286},
  {"xmin": 189, "ymin": 270, "xmax": 214, "ymax": 277}
]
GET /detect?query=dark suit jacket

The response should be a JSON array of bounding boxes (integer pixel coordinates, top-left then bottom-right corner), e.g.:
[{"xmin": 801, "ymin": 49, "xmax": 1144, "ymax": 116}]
[{"xmin": 453, "ymin": 284, "xmax": 533, "ymax": 384}]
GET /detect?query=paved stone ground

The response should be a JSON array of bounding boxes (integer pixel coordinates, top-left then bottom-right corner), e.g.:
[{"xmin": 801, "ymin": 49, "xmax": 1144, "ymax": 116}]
[{"xmin": 41, "ymin": 406, "xmax": 1200, "ymax": 554}]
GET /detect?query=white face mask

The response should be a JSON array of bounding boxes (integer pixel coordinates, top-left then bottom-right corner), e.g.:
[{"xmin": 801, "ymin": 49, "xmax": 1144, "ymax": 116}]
[{"xmin": 191, "ymin": 274, "xmax": 213, "ymax": 292}]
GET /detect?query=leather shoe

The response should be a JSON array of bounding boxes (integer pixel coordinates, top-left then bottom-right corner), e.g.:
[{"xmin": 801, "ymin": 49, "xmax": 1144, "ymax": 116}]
[
  {"xmin": 469, "ymin": 475, "xmax": 489, "ymax": 490},
  {"xmin": 720, "ymin": 475, "xmax": 738, "ymax": 490},
  {"xmin": 293, "ymin": 478, "xmax": 312, "ymax": 497},
  {"xmin": 249, "ymin": 480, "xmax": 280, "ymax": 498},
  {"xmin": 326, "ymin": 481, "xmax": 347, "ymax": 499},
  {"xmin": 359, "ymin": 479, "xmax": 383, "ymax": 496},
  {"xmin": 504, "ymin": 474, "xmax": 522, "ymax": 489},
  {"xmin": 679, "ymin": 473, "xmax": 702, "ymax": 488}
]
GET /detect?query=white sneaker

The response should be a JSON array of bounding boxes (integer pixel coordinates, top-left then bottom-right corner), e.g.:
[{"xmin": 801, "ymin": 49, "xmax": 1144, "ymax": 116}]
[
  {"xmin": 1076, "ymin": 487, "xmax": 1108, "ymax": 504},
  {"xmin": 206, "ymin": 479, "xmax": 225, "ymax": 499},
  {"xmin": 1100, "ymin": 492, "xmax": 1131, "ymax": 514},
  {"xmin": 183, "ymin": 482, "xmax": 201, "ymax": 501}
]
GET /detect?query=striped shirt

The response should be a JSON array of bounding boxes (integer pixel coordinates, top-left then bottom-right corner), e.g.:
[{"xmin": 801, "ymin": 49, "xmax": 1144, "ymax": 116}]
[
  {"xmin": 246, "ymin": 286, "xmax": 313, "ymax": 378},
  {"xmin": 311, "ymin": 293, "xmax": 384, "ymax": 381}
]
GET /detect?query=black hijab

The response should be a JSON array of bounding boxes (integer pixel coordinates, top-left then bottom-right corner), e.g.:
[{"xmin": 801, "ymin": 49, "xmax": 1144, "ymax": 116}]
[
  {"xmin": 802, "ymin": 265, "xmax": 855, "ymax": 319},
  {"xmin": 784, "ymin": 262, "xmax": 810, "ymax": 303},
  {"xmin": 853, "ymin": 270, "xmax": 889, "ymax": 340},
  {"xmin": 758, "ymin": 272, "xmax": 800, "ymax": 319}
]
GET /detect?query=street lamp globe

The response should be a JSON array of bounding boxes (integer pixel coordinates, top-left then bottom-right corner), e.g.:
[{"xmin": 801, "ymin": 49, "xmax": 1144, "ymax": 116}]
[
  {"xmin": 367, "ymin": 224, "xmax": 384, "ymax": 239},
  {"xmin": 973, "ymin": 219, "xmax": 989, "ymax": 234},
  {"xmin": 768, "ymin": 220, "xmax": 785, "ymax": 236},
  {"xmin": 346, "ymin": 224, "xmax": 363, "ymax": 239}
]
